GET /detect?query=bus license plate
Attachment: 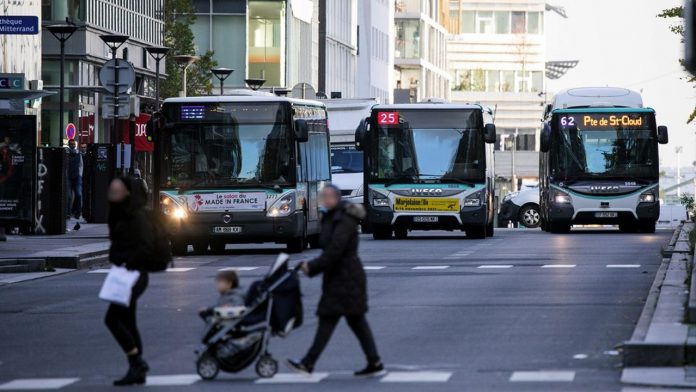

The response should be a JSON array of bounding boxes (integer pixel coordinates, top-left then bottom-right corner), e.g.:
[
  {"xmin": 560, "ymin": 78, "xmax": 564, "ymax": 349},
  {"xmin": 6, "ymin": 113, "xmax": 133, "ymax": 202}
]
[
  {"xmin": 414, "ymin": 216, "xmax": 439, "ymax": 223},
  {"xmin": 214, "ymin": 226, "xmax": 242, "ymax": 234},
  {"xmin": 595, "ymin": 212, "xmax": 618, "ymax": 218}
]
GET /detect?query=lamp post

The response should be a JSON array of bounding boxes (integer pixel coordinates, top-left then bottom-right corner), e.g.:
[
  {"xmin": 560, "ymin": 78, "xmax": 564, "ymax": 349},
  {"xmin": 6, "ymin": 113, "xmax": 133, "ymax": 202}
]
[
  {"xmin": 211, "ymin": 68, "xmax": 234, "ymax": 95},
  {"xmin": 47, "ymin": 24, "xmax": 78, "ymax": 147},
  {"xmin": 100, "ymin": 34, "xmax": 129, "ymax": 175},
  {"xmin": 145, "ymin": 46, "xmax": 169, "ymax": 210},
  {"xmin": 171, "ymin": 55, "xmax": 199, "ymax": 97},
  {"xmin": 145, "ymin": 46, "xmax": 170, "ymax": 110},
  {"xmin": 245, "ymin": 78, "xmax": 266, "ymax": 91}
]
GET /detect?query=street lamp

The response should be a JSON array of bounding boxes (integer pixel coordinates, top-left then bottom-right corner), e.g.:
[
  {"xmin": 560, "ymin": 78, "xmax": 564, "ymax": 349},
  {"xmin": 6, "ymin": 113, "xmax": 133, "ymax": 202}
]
[
  {"xmin": 211, "ymin": 68, "xmax": 234, "ymax": 95},
  {"xmin": 100, "ymin": 34, "xmax": 129, "ymax": 146},
  {"xmin": 245, "ymin": 78, "xmax": 266, "ymax": 91},
  {"xmin": 172, "ymin": 55, "xmax": 199, "ymax": 97},
  {"xmin": 145, "ymin": 46, "xmax": 170, "ymax": 110},
  {"xmin": 47, "ymin": 24, "xmax": 78, "ymax": 147}
]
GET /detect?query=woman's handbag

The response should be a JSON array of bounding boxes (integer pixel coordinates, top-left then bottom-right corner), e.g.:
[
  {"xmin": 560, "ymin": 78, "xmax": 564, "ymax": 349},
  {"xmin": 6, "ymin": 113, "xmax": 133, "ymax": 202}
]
[{"xmin": 98, "ymin": 265, "xmax": 141, "ymax": 306}]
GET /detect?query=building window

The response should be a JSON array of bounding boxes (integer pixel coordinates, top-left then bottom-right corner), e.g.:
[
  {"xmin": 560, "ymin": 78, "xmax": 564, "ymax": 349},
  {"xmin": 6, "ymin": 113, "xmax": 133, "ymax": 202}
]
[
  {"xmin": 454, "ymin": 69, "xmax": 544, "ymax": 93},
  {"xmin": 460, "ymin": 11, "xmax": 475, "ymax": 34},
  {"xmin": 495, "ymin": 11, "xmax": 510, "ymax": 34},
  {"xmin": 395, "ymin": 19, "xmax": 420, "ymax": 59},
  {"xmin": 511, "ymin": 11, "xmax": 526, "ymax": 34},
  {"xmin": 527, "ymin": 12, "xmax": 542, "ymax": 34},
  {"xmin": 476, "ymin": 11, "xmax": 493, "ymax": 34}
]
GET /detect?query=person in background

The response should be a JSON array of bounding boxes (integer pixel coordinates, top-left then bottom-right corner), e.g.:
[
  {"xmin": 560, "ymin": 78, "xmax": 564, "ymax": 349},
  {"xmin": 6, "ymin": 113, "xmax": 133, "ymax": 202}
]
[
  {"xmin": 67, "ymin": 139, "xmax": 83, "ymax": 230},
  {"xmin": 287, "ymin": 184, "xmax": 385, "ymax": 377}
]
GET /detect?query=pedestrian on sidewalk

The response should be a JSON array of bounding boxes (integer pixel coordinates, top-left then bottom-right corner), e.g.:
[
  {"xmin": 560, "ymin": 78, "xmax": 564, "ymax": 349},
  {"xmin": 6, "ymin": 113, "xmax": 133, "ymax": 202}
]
[
  {"xmin": 66, "ymin": 139, "xmax": 83, "ymax": 230},
  {"xmin": 287, "ymin": 184, "xmax": 385, "ymax": 377},
  {"xmin": 104, "ymin": 176, "xmax": 154, "ymax": 386}
]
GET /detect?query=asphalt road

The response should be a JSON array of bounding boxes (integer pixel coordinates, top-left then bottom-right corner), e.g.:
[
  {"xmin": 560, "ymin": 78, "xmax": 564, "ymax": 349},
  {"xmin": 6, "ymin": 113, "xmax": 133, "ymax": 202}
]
[{"xmin": 0, "ymin": 228, "xmax": 670, "ymax": 391}]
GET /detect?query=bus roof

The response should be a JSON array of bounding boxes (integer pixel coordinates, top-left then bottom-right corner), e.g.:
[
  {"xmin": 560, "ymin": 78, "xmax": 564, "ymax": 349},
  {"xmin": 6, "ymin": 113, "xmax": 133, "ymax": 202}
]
[
  {"xmin": 373, "ymin": 103, "xmax": 484, "ymax": 111},
  {"xmin": 551, "ymin": 87, "xmax": 643, "ymax": 110},
  {"xmin": 163, "ymin": 95, "xmax": 326, "ymax": 107}
]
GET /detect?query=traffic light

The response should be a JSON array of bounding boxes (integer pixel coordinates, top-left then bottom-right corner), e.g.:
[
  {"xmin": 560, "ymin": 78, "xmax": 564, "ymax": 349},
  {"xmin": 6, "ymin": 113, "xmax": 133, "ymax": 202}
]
[{"xmin": 146, "ymin": 112, "xmax": 162, "ymax": 143}]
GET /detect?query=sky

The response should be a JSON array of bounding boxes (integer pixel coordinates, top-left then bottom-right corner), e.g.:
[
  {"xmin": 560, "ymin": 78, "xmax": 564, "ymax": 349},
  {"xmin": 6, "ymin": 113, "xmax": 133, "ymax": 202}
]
[{"xmin": 545, "ymin": 0, "xmax": 693, "ymax": 169}]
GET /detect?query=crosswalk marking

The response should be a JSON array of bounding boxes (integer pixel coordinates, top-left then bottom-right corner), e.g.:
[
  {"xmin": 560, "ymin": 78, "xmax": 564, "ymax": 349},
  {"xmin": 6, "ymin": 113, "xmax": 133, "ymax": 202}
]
[
  {"xmin": 218, "ymin": 267, "xmax": 259, "ymax": 272},
  {"xmin": 412, "ymin": 266, "xmax": 450, "ymax": 270},
  {"xmin": 146, "ymin": 374, "xmax": 201, "ymax": 386},
  {"xmin": 88, "ymin": 269, "xmax": 110, "ymax": 274},
  {"xmin": 166, "ymin": 267, "xmax": 196, "ymax": 272},
  {"xmin": 254, "ymin": 372, "xmax": 329, "ymax": 384},
  {"xmin": 509, "ymin": 371, "xmax": 575, "ymax": 382},
  {"xmin": 363, "ymin": 266, "xmax": 386, "ymax": 270},
  {"xmin": 478, "ymin": 265, "xmax": 513, "ymax": 269},
  {"xmin": 0, "ymin": 378, "xmax": 79, "ymax": 390},
  {"xmin": 381, "ymin": 371, "xmax": 452, "ymax": 383},
  {"xmin": 606, "ymin": 264, "xmax": 641, "ymax": 268},
  {"xmin": 541, "ymin": 264, "xmax": 576, "ymax": 269}
]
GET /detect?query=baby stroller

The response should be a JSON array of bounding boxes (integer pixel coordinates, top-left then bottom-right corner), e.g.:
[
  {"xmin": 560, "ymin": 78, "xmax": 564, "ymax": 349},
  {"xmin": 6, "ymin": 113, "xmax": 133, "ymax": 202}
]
[{"xmin": 195, "ymin": 254, "xmax": 303, "ymax": 379}]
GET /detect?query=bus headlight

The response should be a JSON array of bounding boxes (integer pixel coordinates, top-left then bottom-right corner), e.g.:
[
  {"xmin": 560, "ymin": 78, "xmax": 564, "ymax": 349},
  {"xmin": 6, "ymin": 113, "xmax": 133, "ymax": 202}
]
[
  {"xmin": 639, "ymin": 191, "xmax": 656, "ymax": 203},
  {"xmin": 161, "ymin": 194, "xmax": 187, "ymax": 220},
  {"xmin": 267, "ymin": 193, "xmax": 296, "ymax": 217},
  {"xmin": 463, "ymin": 191, "xmax": 483, "ymax": 207},
  {"xmin": 553, "ymin": 190, "xmax": 571, "ymax": 204},
  {"xmin": 372, "ymin": 197, "xmax": 389, "ymax": 207}
]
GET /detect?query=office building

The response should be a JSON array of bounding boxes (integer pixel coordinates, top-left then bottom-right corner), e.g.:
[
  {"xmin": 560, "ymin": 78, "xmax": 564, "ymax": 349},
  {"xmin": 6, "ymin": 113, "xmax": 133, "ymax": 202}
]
[
  {"xmin": 393, "ymin": 0, "xmax": 451, "ymax": 103},
  {"xmin": 356, "ymin": 0, "xmax": 394, "ymax": 103},
  {"xmin": 318, "ymin": 0, "xmax": 357, "ymax": 98}
]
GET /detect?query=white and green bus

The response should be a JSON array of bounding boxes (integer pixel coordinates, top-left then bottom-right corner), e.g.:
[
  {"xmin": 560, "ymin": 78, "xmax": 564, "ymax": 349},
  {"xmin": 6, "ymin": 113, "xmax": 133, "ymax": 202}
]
[
  {"xmin": 356, "ymin": 103, "xmax": 497, "ymax": 239},
  {"xmin": 156, "ymin": 95, "xmax": 330, "ymax": 254},
  {"xmin": 539, "ymin": 87, "xmax": 669, "ymax": 233}
]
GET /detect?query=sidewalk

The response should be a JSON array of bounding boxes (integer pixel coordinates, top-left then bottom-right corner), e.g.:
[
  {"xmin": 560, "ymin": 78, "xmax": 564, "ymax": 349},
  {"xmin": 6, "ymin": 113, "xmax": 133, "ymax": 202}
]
[{"xmin": 0, "ymin": 222, "xmax": 110, "ymax": 273}]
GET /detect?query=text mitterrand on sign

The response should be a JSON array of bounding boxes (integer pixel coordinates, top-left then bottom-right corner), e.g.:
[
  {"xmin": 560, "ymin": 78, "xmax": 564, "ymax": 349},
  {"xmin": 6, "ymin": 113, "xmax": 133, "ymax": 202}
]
[{"xmin": 187, "ymin": 192, "xmax": 267, "ymax": 212}]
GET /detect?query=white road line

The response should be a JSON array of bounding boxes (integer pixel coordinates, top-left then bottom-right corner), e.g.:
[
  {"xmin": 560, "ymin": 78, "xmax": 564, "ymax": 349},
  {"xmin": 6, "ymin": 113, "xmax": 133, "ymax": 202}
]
[
  {"xmin": 541, "ymin": 264, "xmax": 576, "ymax": 269},
  {"xmin": 218, "ymin": 267, "xmax": 259, "ymax": 271},
  {"xmin": 146, "ymin": 374, "xmax": 201, "ymax": 386},
  {"xmin": 254, "ymin": 373, "xmax": 329, "ymax": 384},
  {"xmin": 478, "ymin": 265, "xmax": 513, "ymax": 269},
  {"xmin": 0, "ymin": 378, "xmax": 80, "ymax": 390},
  {"xmin": 88, "ymin": 269, "xmax": 110, "ymax": 274},
  {"xmin": 381, "ymin": 371, "xmax": 452, "ymax": 383},
  {"xmin": 606, "ymin": 264, "xmax": 641, "ymax": 268},
  {"xmin": 363, "ymin": 266, "xmax": 386, "ymax": 270},
  {"xmin": 166, "ymin": 267, "xmax": 196, "ymax": 272},
  {"xmin": 509, "ymin": 371, "xmax": 575, "ymax": 382},
  {"xmin": 412, "ymin": 266, "xmax": 450, "ymax": 270}
]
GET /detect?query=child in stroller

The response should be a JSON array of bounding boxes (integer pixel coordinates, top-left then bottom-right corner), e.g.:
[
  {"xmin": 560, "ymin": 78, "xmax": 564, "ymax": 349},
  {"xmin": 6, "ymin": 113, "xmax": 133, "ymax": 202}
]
[
  {"xmin": 198, "ymin": 270, "xmax": 246, "ymax": 321},
  {"xmin": 195, "ymin": 254, "xmax": 303, "ymax": 380}
]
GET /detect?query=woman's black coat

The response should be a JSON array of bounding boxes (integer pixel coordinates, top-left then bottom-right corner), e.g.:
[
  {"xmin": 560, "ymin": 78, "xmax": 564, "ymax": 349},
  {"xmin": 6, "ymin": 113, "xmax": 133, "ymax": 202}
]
[
  {"xmin": 307, "ymin": 202, "xmax": 367, "ymax": 316},
  {"xmin": 108, "ymin": 177, "xmax": 154, "ymax": 271}
]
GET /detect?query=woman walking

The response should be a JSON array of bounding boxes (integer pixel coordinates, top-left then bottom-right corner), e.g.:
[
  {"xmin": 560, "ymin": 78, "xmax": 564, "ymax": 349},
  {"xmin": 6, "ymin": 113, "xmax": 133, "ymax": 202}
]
[
  {"xmin": 104, "ymin": 177, "xmax": 154, "ymax": 386},
  {"xmin": 288, "ymin": 184, "xmax": 385, "ymax": 377}
]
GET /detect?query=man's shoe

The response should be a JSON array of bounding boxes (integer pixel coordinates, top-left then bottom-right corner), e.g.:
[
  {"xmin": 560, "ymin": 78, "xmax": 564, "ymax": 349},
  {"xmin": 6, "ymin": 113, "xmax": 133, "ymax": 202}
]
[
  {"xmin": 73, "ymin": 222, "xmax": 80, "ymax": 231},
  {"xmin": 286, "ymin": 359, "xmax": 313, "ymax": 375},
  {"xmin": 113, "ymin": 367, "xmax": 146, "ymax": 386},
  {"xmin": 354, "ymin": 362, "xmax": 386, "ymax": 377}
]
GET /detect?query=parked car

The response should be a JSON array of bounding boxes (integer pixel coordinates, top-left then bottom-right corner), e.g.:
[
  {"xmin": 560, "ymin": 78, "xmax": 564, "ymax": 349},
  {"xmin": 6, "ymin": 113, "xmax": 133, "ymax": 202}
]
[{"xmin": 498, "ymin": 187, "xmax": 541, "ymax": 228}]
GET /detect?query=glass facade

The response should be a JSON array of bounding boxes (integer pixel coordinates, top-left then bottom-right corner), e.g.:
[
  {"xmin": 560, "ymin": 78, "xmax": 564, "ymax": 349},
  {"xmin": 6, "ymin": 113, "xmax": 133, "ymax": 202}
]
[
  {"xmin": 452, "ymin": 69, "xmax": 543, "ymax": 93},
  {"xmin": 448, "ymin": 9, "xmax": 544, "ymax": 35},
  {"xmin": 395, "ymin": 19, "xmax": 420, "ymax": 59}
]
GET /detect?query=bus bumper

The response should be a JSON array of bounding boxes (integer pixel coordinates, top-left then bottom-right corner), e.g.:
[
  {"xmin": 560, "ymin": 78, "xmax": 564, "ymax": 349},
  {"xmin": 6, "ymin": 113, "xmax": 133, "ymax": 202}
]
[
  {"xmin": 168, "ymin": 211, "xmax": 305, "ymax": 244},
  {"xmin": 548, "ymin": 201, "xmax": 660, "ymax": 224},
  {"xmin": 366, "ymin": 205, "xmax": 487, "ymax": 230}
]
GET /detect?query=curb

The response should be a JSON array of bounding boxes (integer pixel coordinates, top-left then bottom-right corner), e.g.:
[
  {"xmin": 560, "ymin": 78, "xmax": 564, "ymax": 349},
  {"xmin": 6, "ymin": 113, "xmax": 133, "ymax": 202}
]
[{"xmin": 0, "ymin": 243, "xmax": 110, "ymax": 272}]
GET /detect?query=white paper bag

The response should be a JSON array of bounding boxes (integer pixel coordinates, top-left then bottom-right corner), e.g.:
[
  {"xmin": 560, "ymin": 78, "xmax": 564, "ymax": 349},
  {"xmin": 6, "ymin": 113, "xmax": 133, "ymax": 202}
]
[{"xmin": 98, "ymin": 265, "xmax": 141, "ymax": 306}]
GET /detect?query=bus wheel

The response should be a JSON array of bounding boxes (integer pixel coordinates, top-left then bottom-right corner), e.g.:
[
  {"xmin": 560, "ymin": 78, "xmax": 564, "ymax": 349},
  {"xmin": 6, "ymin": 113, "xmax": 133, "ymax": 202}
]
[
  {"xmin": 639, "ymin": 221, "xmax": 656, "ymax": 234},
  {"xmin": 171, "ymin": 240, "xmax": 188, "ymax": 256},
  {"xmin": 372, "ymin": 225, "xmax": 392, "ymax": 240},
  {"xmin": 287, "ymin": 237, "xmax": 306, "ymax": 253},
  {"xmin": 394, "ymin": 227, "xmax": 408, "ymax": 239},
  {"xmin": 467, "ymin": 225, "xmax": 487, "ymax": 239}
]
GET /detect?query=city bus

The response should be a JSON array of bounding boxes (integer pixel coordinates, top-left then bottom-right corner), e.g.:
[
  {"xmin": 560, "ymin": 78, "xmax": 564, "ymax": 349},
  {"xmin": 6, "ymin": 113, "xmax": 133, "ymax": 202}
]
[
  {"xmin": 156, "ymin": 95, "xmax": 330, "ymax": 254},
  {"xmin": 539, "ymin": 87, "xmax": 669, "ymax": 233},
  {"xmin": 355, "ymin": 103, "xmax": 497, "ymax": 239}
]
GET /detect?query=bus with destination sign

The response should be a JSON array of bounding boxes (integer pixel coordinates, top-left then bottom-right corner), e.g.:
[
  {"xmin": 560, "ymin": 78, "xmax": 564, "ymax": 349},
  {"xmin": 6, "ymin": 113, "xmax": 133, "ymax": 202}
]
[
  {"xmin": 539, "ymin": 87, "xmax": 669, "ymax": 233},
  {"xmin": 355, "ymin": 103, "xmax": 497, "ymax": 239},
  {"xmin": 155, "ymin": 94, "xmax": 330, "ymax": 254}
]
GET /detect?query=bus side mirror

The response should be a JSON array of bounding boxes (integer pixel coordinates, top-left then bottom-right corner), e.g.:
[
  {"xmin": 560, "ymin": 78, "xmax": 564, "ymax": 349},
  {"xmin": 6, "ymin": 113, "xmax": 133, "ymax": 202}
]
[
  {"xmin": 540, "ymin": 122, "xmax": 551, "ymax": 153},
  {"xmin": 658, "ymin": 125, "xmax": 669, "ymax": 144},
  {"xmin": 484, "ymin": 123, "xmax": 496, "ymax": 144},
  {"xmin": 295, "ymin": 119, "xmax": 309, "ymax": 143},
  {"xmin": 355, "ymin": 117, "xmax": 368, "ymax": 151}
]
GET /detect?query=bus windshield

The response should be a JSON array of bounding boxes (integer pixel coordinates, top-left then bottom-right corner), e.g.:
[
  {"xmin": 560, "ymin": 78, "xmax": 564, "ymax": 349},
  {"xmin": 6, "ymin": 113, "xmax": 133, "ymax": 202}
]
[
  {"xmin": 371, "ymin": 110, "xmax": 484, "ymax": 183},
  {"xmin": 551, "ymin": 112, "xmax": 658, "ymax": 181},
  {"xmin": 161, "ymin": 123, "xmax": 292, "ymax": 188}
]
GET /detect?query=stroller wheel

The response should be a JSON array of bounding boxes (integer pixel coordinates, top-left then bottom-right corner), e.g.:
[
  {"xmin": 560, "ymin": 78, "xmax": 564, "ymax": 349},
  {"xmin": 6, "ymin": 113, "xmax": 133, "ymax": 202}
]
[
  {"xmin": 196, "ymin": 354, "xmax": 220, "ymax": 380},
  {"xmin": 255, "ymin": 355, "xmax": 278, "ymax": 378}
]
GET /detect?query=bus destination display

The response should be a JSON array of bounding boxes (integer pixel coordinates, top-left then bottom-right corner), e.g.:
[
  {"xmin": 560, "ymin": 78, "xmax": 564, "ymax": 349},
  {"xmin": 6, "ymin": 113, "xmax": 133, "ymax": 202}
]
[
  {"xmin": 180, "ymin": 105, "xmax": 206, "ymax": 120},
  {"xmin": 558, "ymin": 113, "xmax": 651, "ymax": 129}
]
